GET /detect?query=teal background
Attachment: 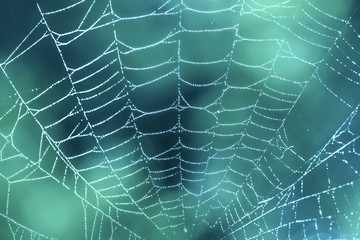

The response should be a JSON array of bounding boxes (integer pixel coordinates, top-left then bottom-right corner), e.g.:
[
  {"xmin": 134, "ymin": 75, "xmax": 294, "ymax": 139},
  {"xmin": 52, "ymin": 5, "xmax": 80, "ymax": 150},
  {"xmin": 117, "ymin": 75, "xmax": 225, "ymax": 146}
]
[{"xmin": 1, "ymin": 0, "xmax": 360, "ymax": 239}]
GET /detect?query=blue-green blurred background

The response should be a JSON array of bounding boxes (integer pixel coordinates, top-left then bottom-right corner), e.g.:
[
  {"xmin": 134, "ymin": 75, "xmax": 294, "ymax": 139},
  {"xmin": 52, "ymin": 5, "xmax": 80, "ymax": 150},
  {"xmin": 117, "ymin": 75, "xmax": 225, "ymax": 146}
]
[{"xmin": 1, "ymin": 0, "xmax": 360, "ymax": 239}]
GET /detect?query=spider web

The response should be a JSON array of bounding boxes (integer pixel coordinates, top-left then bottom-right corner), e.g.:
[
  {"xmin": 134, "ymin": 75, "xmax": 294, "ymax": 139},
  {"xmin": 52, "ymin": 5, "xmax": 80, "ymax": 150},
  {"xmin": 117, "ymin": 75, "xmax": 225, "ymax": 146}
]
[{"xmin": 1, "ymin": 0, "xmax": 360, "ymax": 239}]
